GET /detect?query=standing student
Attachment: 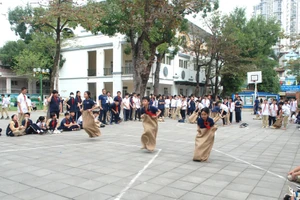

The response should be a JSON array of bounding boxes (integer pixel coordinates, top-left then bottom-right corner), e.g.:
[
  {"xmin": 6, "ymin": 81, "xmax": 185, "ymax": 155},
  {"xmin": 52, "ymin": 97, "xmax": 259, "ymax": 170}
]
[
  {"xmin": 81, "ymin": 91, "xmax": 101, "ymax": 137},
  {"xmin": 106, "ymin": 91, "xmax": 114, "ymax": 123},
  {"xmin": 17, "ymin": 87, "xmax": 29, "ymax": 124},
  {"xmin": 48, "ymin": 90, "xmax": 61, "ymax": 119},
  {"xmin": 235, "ymin": 96, "xmax": 242, "ymax": 123},
  {"xmin": 140, "ymin": 96, "xmax": 161, "ymax": 151},
  {"xmin": 164, "ymin": 96, "xmax": 170, "ymax": 118},
  {"xmin": 98, "ymin": 88, "xmax": 108, "ymax": 125},
  {"xmin": 7, "ymin": 94, "xmax": 11, "ymax": 110},
  {"xmin": 290, "ymin": 98, "xmax": 297, "ymax": 122},
  {"xmin": 254, "ymin": 97, "xmax": 260, "ymax": 115},
  {"xmin": 135, "ymin": 94, "xmax": 141, "ymax": 121},
  {"xmin": 188, "ymin": 96, "xmax": 196, "ymax": 115},
  {"xmin": 269, "ymin": 100, "xmax": 278, "ymax": 126},
  {"xmin": 282, "ymin": 100, "xmax": 291, "ymax": 130},
  {"xmin": 1, "ymin": 94, "xmax": 9, "ymax": 119},
  {"xmin": 122, "ymin": 93, "xmax": 130, "ymax": 121},
  {"xmin": 43, "ymin": 96, "xmax": 48, "ymax": 112},
  {"xmin": 180, "ymin": 96, "xmax": 187, "ymax": 122},
  {"xmin": 130, "ymin": 93, "xmax": 137, "ymax": 120},
  {"xmin": 171, "ymin": 95, "xmax": 177, "ymax": 119},
  {"xmin": 75, "ymin": 91, "xmax": 83, "ymax": 121},
  {"xmin": 261, "ymin": 99, "xmax": 270, "ymax": 128},
  {"xmin": 228, "ymin": 98, "xmax": 235, "ymax": 124},
  {"xmin": 193, "ymin": 107, "xmax": 217, "ymax": 162},
  {"xmin": 218, "ymin": 101, "xmax": 228, "ymax": 126},
  {"xmin": 114, "ymin": 91, "xmax": 122, "ymax": 117},
  {"xmin": 6, "ymin": 114, "xmax": 25, "ymax": 137},
  {"xmin": 158, "ymin": 95, "xmax": 165, "ymax": 118},
  {"xmin": 175, "ymin": 95, "xmax": 182, "ymax": 120},
  {"xmin": 66, "ymin": 92, "xmax": 76, "ymax": 112},
  {"xmin": 202, "ymin": 95, "xmax": 210, "ymax": 108}
]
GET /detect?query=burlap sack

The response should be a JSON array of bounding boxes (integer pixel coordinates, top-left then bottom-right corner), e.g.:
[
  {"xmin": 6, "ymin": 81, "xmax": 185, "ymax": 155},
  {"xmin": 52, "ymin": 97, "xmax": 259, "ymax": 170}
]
[
  {"xmin": 213, "ymin": 115, "xmax": 221, "ymax": 123},
  {"xmin": 141, "ymin": 114, "xmax": 158, "ymax": 151},
  {"xmin": 193, "ymin": 125, "xmax": 217, "ymax": 162},
  {"xmin": 188, "ymin": 112, "xmax": 198, "ymax": 124},
  {"xmin": 82, "ymin": 110, "xmax": 101, "ymax": 138},
  {"xmin": 272, "ymin": 118, "xmax": 282, "ymax": 129}
]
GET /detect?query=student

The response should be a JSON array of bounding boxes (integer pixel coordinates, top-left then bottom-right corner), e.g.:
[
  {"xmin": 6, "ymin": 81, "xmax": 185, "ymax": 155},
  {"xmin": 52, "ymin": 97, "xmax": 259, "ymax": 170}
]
[
  {"xmin": 218, "ymin": 101, "xmax": 228, "ymax": 126},
  {"xmin": 1, "ymin": 94, "xmax": 9, "ymax": 119},
  {"xmin": 174, "ymin": 95, "xmax": 182, "ymax": 120},
  {"xmin": 43, "ymin": 96, "xmax": 48, "ymax": 112},
  {"xmin": 110, "ymin": 99, "xmax": 121, "ymax": 124},
  {"xmin": 201, "ymin": 95, "xmax": 210, "ymax": 108},
  {"xmin": 158, "ymin": 95, "xmax": 165, "ymax": 118},
  {"xmin": 122, "ymin": 93, "xmax": 130, "ymax": 121},
  {"xmin": 47, "ymin": 90, "xmax": 61, "ymax": 119},
  {"xmin": 75, "ymin": 91, "xmax": 83, "ymax": 121},
  {"xmin": 0, "ymin": 128, "xmax": 2, "ymax": 136},
  {"xmin": 106, "ymin": 91, "xmax": 114, "ymax": 123},
  {"xmin": 7, "ymin": 94, "xmax": 11, "ymax": 111},
  {"xmin": 269, "ymin": 100, "xmax": 278, "ymax": 126},
  {"xmin": 93, "ymin": 111, "xmax": 105, "ymax": 128},
  {"xmin": 193, "ymin": 107, "xmax": 217, "ymax": 162},
  {"xmin": 17, "ymin": 87, "xmax": 29, "ymax": 124},
  {"xmin": 188, "ymin": 96, "xmax": 196, "ymax": 116},
  {"xmin": 36, "ymin": 116, "xmax": 47, "ymax": 132},
  {"xmin": 261, "ymin": 99, "xmax": 270, "ymax": 128},
  {"xmin": 282, "ymin": 100, "xmax": 291, "ymax": 130},
  {"xmin": 47, "ymin": 112, "xmax": 61, "ymax": 134},
  {"xmin": 235, "ymin": 96, "xmax": 242, "ymax": 123},
  {"xmin": 271, "ymin": 102, "xmax": 284, "ymax": 129},
  {"xmin": 140, "ymin": 96, "xmax": 161, "ymax": 152},
  {"xmin": 135, "ymin": 94, "xmax": 141, "ymax": 121},
  {"xmin": 22, "ymin": 112, "xmax": 43, "ymax": 134},
  {"xmin": 98, "ymin": 88, "xmax": 108, "ymax": 125},
  {"xmin": 66, "ymin": 92, "xmax": 77, "ymax": 112},
  {"xmin": 59, "ymin": 112, "xmax": 80, "ymax": 131},
  {"xmin": 6, "ymin": 114, "xmax": 25, "ymax": 137},
  {"xmin": 80, "ymin": 91, "xmax": 101, "ymax": 138},
  {"xmin": 295, "ymin": 111, "xmax": 300, "ymax": 125},
  {"xmin": 164, "ymin": 96, "xmax": 170, "ymax": 118},
  {"xmin": 180, "ymin": 96, "xmax": 187, "ymax": 122},
  {"xmin": 77, "ymin": 115, "xmax": 83, "ymax": 129},
  {"xmin": 288, "ymin": 166, "xmax": 300, "ymax": 183},
  {"xmin": 228, "ymin": 98, "xmax": 235, "ymax": 124},
  {"xmin": 27, "ymin": 96, "xmax": 32, "ymax": 112},
  {"xmin": 290, "ymin": 98, "xmax": 297, "ymax": 123},
  {"xmin": 170, "ymin": 95, "xmax": 177, "ymax": 119},
  {"xmin": 254, "ymin": 97, "xmax": 260, "ymax": 115}
]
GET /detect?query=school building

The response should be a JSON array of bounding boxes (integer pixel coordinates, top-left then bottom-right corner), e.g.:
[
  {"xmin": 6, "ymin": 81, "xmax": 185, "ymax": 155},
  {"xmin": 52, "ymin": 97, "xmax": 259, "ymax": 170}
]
[{"xmin": 58, "ymin": 26, "xmax": 208, "ymax": 99}]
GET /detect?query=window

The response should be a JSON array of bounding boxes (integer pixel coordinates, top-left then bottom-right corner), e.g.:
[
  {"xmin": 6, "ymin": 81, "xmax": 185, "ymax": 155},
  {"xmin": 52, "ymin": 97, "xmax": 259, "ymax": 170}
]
[
  {"xmin": 123, "ymin": 87, "xmax": 128, "ymax": 97},
  {"xmin": 184, "ymin": 61, "xmax": 188, "ymax": 69},
  {"xmin": 166, "ymin": 56, "xmax": 172, "ymax": 65},
  {"xmin": 179, "ymin": 89, "xmax": 183, "ymax": 95},
  {"xmin": 88, "ymin": 51, "xmax": 97, "ymax": 76},
  {"xmin": 164, "ymin": 88, "xmax": 168, "ymax": 95},
  {"xmin": 179, "ymin": 59, "xmax": 183, "ymax": 68},
  {"xmin": 11, "ymin": 81, "xmax": 18, "ymax": 86},
  {"xmin": 161, "ymin": 56, "xmax": 165, "ymax": 64},
  {"xmin": 125, "ymin": 60, "xmax": 132, "ymax": 68}
]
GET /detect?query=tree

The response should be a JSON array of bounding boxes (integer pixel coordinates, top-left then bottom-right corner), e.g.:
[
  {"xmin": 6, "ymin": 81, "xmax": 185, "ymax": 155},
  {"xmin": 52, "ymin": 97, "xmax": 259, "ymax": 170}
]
[
  {"xmin": 82, "ymin": 0, "xmax": 218, "ymax": 96},
  {"xmin": 8, "ymin": 1, "xmax": 81, "ymax": 91},
  {"xmin": 257, "ymin": 57, "xmax": 280, "ymax": 93},
  {"xmin": 0, "ymin": 40, "xmax": 26, "ymax": 68}
]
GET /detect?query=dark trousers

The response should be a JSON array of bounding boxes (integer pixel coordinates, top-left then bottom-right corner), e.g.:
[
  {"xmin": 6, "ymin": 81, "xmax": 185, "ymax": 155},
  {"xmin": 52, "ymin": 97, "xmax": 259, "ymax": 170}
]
[
  {"xmin": 269, "ymin": 116, "xmax": 276, "ymax": 126},
  {"xmin": 63, "ymin": 125, "xmax": 79, "ymax": 131},
  {"xmin": 221, "ymin": 110, "xmax": 227, "ymax": 125},
  {"xmin": 99, "ymin": 109, "xmax": 108, "ymax": 124},
  {"xmin": 124, "ymin": 109, "xmax": 130, "ymax": 121},
  {"xmin": 25, "ymin": 124, "xmax": 41, "ymax": 134},
  {"xmin": 111, "ymin": 111, "xmax": 120, "ymax": 124},
  {"xmin": 181, "ymin": 109, "xmax": 186, "ymax": 120},
  {"xmin": 135, "ymin": 108, "xmax": 141, "ymax": 120},
  {"xmin": 235, "ymin": 111, "xmax": 241, "ymax": 123},
  {"xmin": 129, "ymin": 107, "xmax": 133, "ymax": 120},
  {"xmin": 159, "ymin": 108, "xmax": 164, "ymax": 118},
  {"xmin": 229, "ymin": 112, "xmax": 233, "ymax": 123},
  {"xmin": 254, "ymin": 107, "xmax": 258, "ymax": 115}
]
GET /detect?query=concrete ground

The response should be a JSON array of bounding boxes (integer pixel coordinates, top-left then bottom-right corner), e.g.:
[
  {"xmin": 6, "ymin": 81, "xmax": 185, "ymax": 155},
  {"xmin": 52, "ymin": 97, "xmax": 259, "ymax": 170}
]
[{"xmin": 0, "ymin": 110, "xmax": 299, "ymax": 200}]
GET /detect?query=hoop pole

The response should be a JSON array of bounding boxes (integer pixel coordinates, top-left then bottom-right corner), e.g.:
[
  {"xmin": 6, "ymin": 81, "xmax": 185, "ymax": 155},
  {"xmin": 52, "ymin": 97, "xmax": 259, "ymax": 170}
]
[{"xmin": 254, "ymin": 81, "xmax": 257, "ymax": 100}]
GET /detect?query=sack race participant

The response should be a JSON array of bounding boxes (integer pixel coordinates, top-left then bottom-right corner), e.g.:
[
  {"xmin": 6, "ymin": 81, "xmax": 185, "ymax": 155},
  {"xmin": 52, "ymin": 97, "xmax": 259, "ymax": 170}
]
[
  {"xmin": 188, "ymin": 111, "xmax": 198, "ymax": 124},
  {"xmin": 193, "ymin": 107, "xmax": 218, "ymax": 162},
  {"xmin": 271, "ymin": 102, "xmax": 283, "ymax": 129},
  {"xmin": 6, "ymin": 114, "xmax": 26, "ymax": 137},
  {"xmin": 140, "ymin": 96, "xmax": 161, "ymax": 152},
  {"xmin": 81, "ymin": 91, "xmax": 101, "ymax": 138}
]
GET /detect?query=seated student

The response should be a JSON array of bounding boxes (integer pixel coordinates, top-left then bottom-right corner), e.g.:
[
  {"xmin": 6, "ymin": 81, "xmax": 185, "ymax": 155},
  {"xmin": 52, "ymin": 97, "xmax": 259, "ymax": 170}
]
[
  {"xmin": 21, "ymin": 112, "xmax": 43, "ymax": 134},
  {"xmin": 59, "ymin": 112, "xmax": 80, "ymax": 131},
  {"xmin": 218, "ymin": 101, "xmax": 229, "ymax": 126},
  {"xmin": 6, "ymin": 114, "xmax": 25, "ymax": 137},
  {"xmin": 110, "ymin": 100, "xmax": 121, "ymax": 124},
  {"xmin": 77, "ymin": 115, "xmax": 83, "ymax": 129},
  {"xmin": 46, "ymin": 112, "xmax": 61, "ymax": 134},
  {"xmin": 93, "ymin": 111, "xmax": 105, "ymax": 128},
  {"xmin": 32, "ymin": 102, "xmax": 37, "ymax": 111},
  {"xmin": 288, "ymin": 166, "xmax": 300, "ymax": 183},
  {"xmin": 70, "ymin": 111, "xmax": 76, "ymax": 122},
  {"xmin": 295, "ymin": 111, "xmax": 300, "ymax": 125},
  {"xmin": 36, "ymin": 116, "xmax": 47, "ymax": 132}
]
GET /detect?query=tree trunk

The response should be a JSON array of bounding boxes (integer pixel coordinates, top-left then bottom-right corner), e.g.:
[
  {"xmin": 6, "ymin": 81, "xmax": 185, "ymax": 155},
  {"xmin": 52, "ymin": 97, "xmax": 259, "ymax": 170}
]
[
  {"xmin": 153, "ymin": 53, "xmax": 164, "ymax": 96},
  {"xmin": 194, "ymin": 55, "xmax": 200, "ymax": 96},
  {"xmin": 50, "ymin": 17, "xmax": 61, "ymax": 92},
  {"xmin": 214, "ymin": 61, "xmax": 220, "ymax": 95},
  {"xmin": 203, "ymin": 63, "xmax": 212, "ymax": 95}
]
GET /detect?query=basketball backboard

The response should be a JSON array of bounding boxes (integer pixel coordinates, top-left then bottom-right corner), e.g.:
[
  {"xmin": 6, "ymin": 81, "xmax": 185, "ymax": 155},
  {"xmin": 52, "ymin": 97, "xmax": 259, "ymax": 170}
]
[{"xmin": 247, "ymin": 71, "xmax": 262, "ymax": 84}]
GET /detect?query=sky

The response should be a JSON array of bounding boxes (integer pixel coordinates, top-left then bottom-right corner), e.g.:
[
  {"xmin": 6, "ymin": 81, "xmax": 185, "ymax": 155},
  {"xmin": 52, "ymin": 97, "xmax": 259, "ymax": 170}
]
[{"xmin": 0, "ymin": 0, "xmax": 261, "ymax": 47}]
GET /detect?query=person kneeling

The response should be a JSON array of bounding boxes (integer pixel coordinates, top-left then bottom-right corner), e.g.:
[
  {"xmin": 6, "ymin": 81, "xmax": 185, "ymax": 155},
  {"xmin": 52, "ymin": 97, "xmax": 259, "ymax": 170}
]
[
  {"xmin": 6, "ymin": 114, "xmax": 25, "ymax": 136},
  {"xmin": 59, "ymin": 112, "xmax": 80, "ymax": 131}
]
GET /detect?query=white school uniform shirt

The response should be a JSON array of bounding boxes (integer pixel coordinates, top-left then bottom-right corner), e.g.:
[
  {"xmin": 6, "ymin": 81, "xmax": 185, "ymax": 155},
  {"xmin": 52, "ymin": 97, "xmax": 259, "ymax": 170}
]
[
  {"xmin": 171, "ymin": 99, "xmax": 176, "ymax": 108},
  {"xmin": 282, "ymin": 104, "xmax": 291, "ymax": 116},
  {"xmin": 228, "ymin": 102, "xmax": 235, "ymax": 112},
  {"xmin": 290, "ymin": 101, "xmax": 297, "ymax": 112},
  {"xmin": 107, "ymin": 96, "xmax": 114, "ymax": 104},
  {"xmin": 43, "ymin": 98, "xmax": 48, "ymax": 106},
  {"xmin": 153, "ymin": 100, "xmax": 158, "ymax": 108},
  {"xmin": 197, "ymin": 102, "xmax": 204, "ymax": 110},
  {"xmin": 77, "ymin": 116, "xmax": 83, "ymax": 124},
  {"xmin": 37, "ymin": 122, "xmax": 46, "ymax": 129},
  {"xmin": 122, "ymin": 98, "xmax": 130, "ymax": 110},
  {"xmin": 181, "ymin": 100, "xmax": 187, "ymax": 110},
  {"xmin": 177, "ymin": 98, "xmax": 182, "ymax": 107},
  {"xmin": 165, "ymin": 99, "xmax": 170, "ymax": 108},
  {"xmin": 135, "ymin": 98, "xmax": 141, "ymax": 109},
  {"xmin": 27, "ymin": 98, "xmax": 32, "ymax": 107},
  {"xmin": 1, "ymin": 97, "xmax": 9, "ymax": 108},
  {"xmin": 220, "ymin": 104, "xmax": 229, "ymax": 113},
  {"xmin": 17, "ymin": 93, "xmax": 28, "ymax": 113},
  {"xmin": 261, "ymin": 103, "xmax": 270, "ymax": 116},
  {"xmin": 201, "ymin": 98, "xmax": 210, "ymax": 108},
  {"xmin": 269, "ymin": 104, "xmax": 278, "ymax": 117}
]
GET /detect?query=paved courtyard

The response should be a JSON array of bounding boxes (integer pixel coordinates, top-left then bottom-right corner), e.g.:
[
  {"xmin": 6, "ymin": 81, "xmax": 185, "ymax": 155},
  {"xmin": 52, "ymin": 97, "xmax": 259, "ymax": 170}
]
[{"xmin": 0, "ymin": 110, "xmax": 299, "ymax": 200}]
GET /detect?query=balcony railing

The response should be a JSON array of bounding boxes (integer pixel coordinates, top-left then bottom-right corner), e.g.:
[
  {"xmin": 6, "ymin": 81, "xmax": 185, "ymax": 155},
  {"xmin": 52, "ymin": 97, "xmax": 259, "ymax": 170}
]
[
  {"xmin": 87, "ymin": 69, "xmax": 96, "ymax": 76},
  {"xmin": 122, "ymin": 66, "xmax": 134, "ymax": 75},
  {"xmin": 104, "ymin": 68, "xmax": 112, "ymax": 76}
]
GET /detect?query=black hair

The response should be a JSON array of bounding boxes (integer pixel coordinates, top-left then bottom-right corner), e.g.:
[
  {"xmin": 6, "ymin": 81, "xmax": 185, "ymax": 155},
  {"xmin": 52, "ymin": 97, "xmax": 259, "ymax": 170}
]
[
  {"xmin": 142, "ymin": 96, "xmax": 150, "ymax": 102},
  {"xmin": 137, "ymin": 94, "xmax": 140, "ymax": 97},
  {"xmin": 125, "ymin": 93, "xmax": 129, "ymax": 96},
  {"xmin": 200, "ymin": 107, "xmax": 210, "ymax": 115},
  {"xmin": 132, "ymin": 92, "xmax": 136, "ymax": 95},
  {"xmin": 1, "ymin": 94, "xmax": 4, "ymax": 97},
  {"xmin": 11, "ymin": 114, "xmax": 16, "ymax": 119},
  {"xmin": 279, "ymin": 102, "xmax": 284, "ymax": 106},
  {"xmin": 285, "ymin": 100, "xmax": 289, "ymax": 103},
  {"xmin": 70, "ymin": 92, "xmax": 74, "ymax": 95},
  {"xmin": 8, "ymin": 94, "xmax": 10, "ymax": 97},
  {"xmin": 0, "ymin": 128, "xmax": 2, "ymax": 133},
  {"xmin": 21, "ymin": 87, "xmax": 27, "ymax": 91},
  {"xmin": 117, "ymin": 91, "xmax": 121, "ymax": 94},
  {"xmin": 70, "ymin": 110, "xmax": 75, "ymax": 113},
  {"xmin": 64, "ymin": 112, "xmax": 70, "ymax": 116},
  {"xmin": 76, "ymin": 91, "xmax": 80, "ymax": 95},
  {"xmin": 52, "ymin": 90, "xmax": 58, "ymax": 94},
  {"xmin": 217, "ymin": 101, "xmax": 222, "ymax": 105},
  {"xmin": 24, "ymin": 112, "xmax": 30, "ymax": 116},
  {"xmin": 85, "ymin": 91, "xmax": 91, "ymax": 98},
  {"xmin": 27, "ymin": 96, "xmax": 30, "ymax": 99},
  {"xmin": 38, "ymin": 116, "xmax": 45, "ymax": 121},
  {"xmin": 50, "ymin": 112, "xmax": 57, "ymax": 118}
]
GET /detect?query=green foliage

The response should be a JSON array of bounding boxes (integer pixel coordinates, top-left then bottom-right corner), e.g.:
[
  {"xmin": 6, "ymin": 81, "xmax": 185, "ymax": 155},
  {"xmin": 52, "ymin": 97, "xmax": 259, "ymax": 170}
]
[
  {"xmin": 287, "ymin": 58, "xmax": 300, "ymax": 77},
  {"xmin": 0, "ymin": 40, "xmax": 26, "ymax": 67},
  {"xmin": 221, "ymin": 74, "xmax": 244, "ymax": 96}
]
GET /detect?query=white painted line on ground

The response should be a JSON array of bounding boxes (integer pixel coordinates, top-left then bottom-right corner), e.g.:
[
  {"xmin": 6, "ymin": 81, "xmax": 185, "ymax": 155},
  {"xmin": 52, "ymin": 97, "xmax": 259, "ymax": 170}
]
[{"xmin": 114, "ymin": 149, "xmax": 162, "ymax": 200}]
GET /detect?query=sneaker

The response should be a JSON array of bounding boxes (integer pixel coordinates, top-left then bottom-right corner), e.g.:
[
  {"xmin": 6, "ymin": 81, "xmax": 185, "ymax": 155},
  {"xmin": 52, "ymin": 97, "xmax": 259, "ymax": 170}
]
[
  {"xmin": 37, "ymin": 130, "xmax": 41, "ymax": 134},
  {"xmin": 40, "ymin": 130, "xmax": 44, "ymax": 133},
  {"xmin": 47, "ymin": 130, "xmax": 52, "ymax": 134}
]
